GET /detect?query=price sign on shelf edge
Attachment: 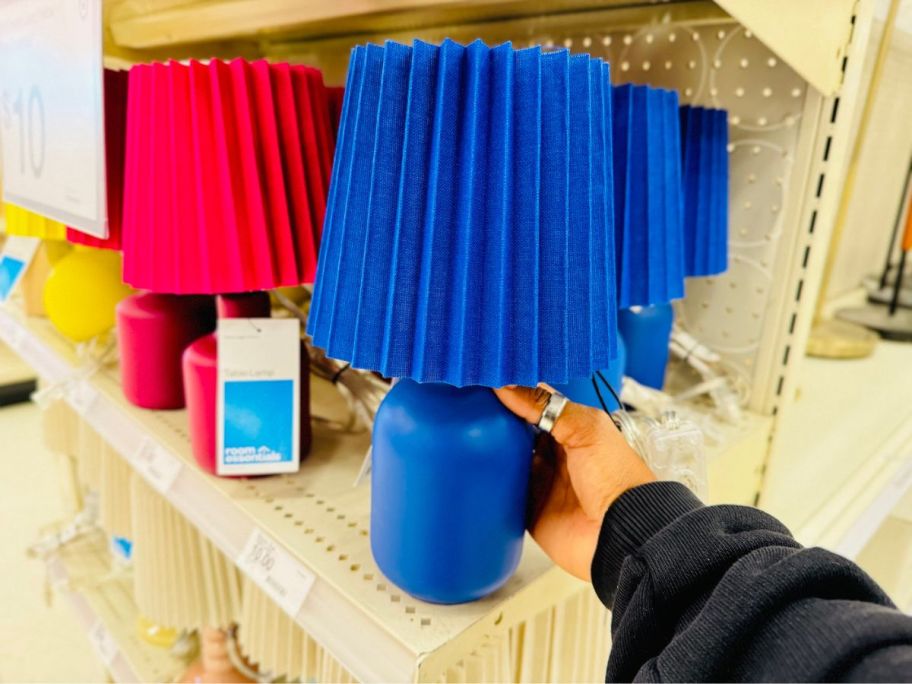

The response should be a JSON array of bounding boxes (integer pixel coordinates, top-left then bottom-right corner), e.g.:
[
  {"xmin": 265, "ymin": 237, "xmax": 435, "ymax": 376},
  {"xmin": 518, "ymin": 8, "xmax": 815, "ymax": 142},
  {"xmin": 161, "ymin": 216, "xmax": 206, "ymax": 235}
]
[
  {"xmin": 0, "ymin": 0, "xmax": 107, "ymax": 238},
  {"xmin": 238, "ymin": 529, "xmax": 315, "ymax": 618}
]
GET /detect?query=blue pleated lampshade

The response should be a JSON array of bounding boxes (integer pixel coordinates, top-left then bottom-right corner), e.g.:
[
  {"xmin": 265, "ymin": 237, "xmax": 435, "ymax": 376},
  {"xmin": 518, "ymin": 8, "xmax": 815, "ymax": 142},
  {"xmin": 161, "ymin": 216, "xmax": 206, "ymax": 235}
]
[
  {"xmin": 308, "ymin": 39, "xmax": 618, "ymax": 387},
  {"xmin": 680, "ymin": 105, "xmax": 730, "ymax": 277},
  {"xmin": 612, "ymin": 84, "xmax": 686, "ymax": 309}
]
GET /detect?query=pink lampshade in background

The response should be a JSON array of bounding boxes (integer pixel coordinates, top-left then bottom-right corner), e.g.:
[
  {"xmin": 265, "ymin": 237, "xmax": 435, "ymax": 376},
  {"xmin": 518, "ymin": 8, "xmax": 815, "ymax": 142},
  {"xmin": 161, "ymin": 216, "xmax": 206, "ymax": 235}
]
[{"xmin": 121, "ymin": 59, "xmax": 335, "ymax": 294}]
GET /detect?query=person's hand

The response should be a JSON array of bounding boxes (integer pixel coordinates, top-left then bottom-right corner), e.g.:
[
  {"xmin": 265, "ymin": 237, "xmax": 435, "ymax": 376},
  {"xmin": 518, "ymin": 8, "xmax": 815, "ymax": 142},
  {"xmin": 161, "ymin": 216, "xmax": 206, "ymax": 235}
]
[{"xmin": 495, "ymin": 385, "xmax": 656, "ymax": 581}]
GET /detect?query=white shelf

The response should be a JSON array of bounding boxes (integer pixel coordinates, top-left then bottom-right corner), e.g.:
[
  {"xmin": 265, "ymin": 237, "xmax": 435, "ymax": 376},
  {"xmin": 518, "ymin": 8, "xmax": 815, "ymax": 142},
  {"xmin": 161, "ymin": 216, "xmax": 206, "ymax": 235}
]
[
  {"xmin": 45, "ymin": 530, "xmax": 187, "ymax": 683},
  {"xmin": 764, "ymin": 338, "xmax": 912, "ymax": 557},
  {"xmin": 0, "ymin": 305, "xmax": 585, "ymax": 683},
  {"xmin": 0, "ymin": 304, "xmax": 772, "ymax": 682}
]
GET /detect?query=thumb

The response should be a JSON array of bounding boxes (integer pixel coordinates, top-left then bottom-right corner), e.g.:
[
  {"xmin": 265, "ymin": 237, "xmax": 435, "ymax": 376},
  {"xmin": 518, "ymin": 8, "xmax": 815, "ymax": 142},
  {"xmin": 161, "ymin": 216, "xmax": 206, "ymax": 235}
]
[{"xmin": 493, "ymin": 385, "xmax": 551, "ymax": 424}]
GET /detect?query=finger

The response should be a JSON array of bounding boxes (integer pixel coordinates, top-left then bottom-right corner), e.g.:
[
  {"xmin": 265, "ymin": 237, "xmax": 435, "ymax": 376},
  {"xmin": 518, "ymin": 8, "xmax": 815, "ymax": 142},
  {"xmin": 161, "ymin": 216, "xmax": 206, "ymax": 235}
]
[
  {"xmin": 493, "ymin": 385, "xmax": 551, "ymax": 424},
  {"xmin": 526, "ymin": 450, "xmax": 555, "ymax": 528}
]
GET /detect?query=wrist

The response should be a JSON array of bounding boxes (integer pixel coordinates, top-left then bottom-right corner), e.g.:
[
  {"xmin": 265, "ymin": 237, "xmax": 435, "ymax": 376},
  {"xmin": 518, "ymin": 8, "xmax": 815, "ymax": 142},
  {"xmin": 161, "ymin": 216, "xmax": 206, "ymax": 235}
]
[{"xmin": 590, "ymin": 481, "xmax": 703, "ymax": 607}]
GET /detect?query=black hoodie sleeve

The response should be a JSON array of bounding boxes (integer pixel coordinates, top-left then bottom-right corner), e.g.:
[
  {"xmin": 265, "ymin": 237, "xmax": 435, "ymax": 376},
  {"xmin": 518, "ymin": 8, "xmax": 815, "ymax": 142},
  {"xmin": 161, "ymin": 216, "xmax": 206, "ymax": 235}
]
[{"xmin": 590, "ymin": 481, "xmax": 912, "ymax": 682}]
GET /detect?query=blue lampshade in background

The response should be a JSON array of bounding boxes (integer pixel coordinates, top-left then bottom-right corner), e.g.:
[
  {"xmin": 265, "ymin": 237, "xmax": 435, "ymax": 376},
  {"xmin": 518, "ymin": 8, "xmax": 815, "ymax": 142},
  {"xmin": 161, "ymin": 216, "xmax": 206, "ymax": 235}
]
[
  {"xmin": 308, "ymin": 39, "xmax": 617, "ymax": 603},
  {"xmin": 681, "ymin": 105, "xmax": 730, "ymax": 277},
  {"xmin": 613, "ymin": 83, "xmax": 686, "ymax": 390}
]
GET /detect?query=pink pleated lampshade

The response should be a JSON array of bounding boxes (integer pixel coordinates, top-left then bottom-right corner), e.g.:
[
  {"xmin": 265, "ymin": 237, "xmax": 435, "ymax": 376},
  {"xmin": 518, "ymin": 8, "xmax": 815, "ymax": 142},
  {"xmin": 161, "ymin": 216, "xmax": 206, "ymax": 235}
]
[
  {"xmin": 66, "ymin": 69, "xmax": 128, "ymax": 250},
  {"xmin": 121, "ymin": 59, "xmax": 335, "ymax": 294}
]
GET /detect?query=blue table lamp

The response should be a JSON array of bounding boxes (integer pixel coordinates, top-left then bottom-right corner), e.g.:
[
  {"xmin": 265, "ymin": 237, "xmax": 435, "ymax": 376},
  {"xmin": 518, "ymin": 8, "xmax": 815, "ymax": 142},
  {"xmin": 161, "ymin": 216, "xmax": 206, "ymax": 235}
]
[
  {"xmin": 613, "ymin": 83, "xmax": 686, "ymax": 390},
  {"xmin": 308, "ymin": 39, "xmax": 618, "ymax": 603},
  {"xmin": 681, "ymin": 105, "xmax": 730, "ymax": 277}
]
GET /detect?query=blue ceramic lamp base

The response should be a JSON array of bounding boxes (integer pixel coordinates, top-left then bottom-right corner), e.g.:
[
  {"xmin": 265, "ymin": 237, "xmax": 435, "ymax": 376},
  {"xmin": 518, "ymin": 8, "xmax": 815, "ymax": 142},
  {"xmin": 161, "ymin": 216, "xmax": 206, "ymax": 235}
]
[
  {"xmin": 370, "ymin": 380, "xmax": 535, "ymax": 604},
  {"xmin": 552, "ymin": 335, "xmax": 627, "ymax": 411},
  {"xmin": 618, "ymin": 303, "xmax": 674, "ymax": 390}
]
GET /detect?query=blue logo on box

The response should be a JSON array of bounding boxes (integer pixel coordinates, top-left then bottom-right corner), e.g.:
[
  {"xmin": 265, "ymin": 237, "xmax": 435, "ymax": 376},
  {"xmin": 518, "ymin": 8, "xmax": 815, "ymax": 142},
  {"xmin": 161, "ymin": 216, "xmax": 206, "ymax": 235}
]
[
  {"xmin": 0, "ymin": 256, "xmax": 26, "ymax": 302},
  {"xmin": 223, "ymin": 379, "xmax": 294, "ymax": 464}
]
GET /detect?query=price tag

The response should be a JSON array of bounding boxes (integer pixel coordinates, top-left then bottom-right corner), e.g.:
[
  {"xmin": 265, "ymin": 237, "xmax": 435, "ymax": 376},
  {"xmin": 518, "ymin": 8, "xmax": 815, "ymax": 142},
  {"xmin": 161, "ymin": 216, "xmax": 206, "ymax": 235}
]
[
  {"xmin": 88, "ymin": 619, "xmax": 118, "ymax": 668},
  {"xmin": 0, "ymin": 236, "xmax": 40, "ymax": 303},
  {"xmin": 133, "ymin": 438, "xmax": 182, "ymax": 495},
  {"xmin": 238, "ymin": 529, "xmax": 315, "ymax": 618},
  {"xmin": 217, "ymin": 318, "xmax": 300, "ymax": 476},
  {"xmin": 0, "ymin": 313, "xmax": 26, "ymax": 351},
  {"xmin": 68, "ymin": 380, "xmax": 98, "ymax": 417},
  {"xmin": 0, "ymin": 0, "xmax": 107, "ymax": 237}
]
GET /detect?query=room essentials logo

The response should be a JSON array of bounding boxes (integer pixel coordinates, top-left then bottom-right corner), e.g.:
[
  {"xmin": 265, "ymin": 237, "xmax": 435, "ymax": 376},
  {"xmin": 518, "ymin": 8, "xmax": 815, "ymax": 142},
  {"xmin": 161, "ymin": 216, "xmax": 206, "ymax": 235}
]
[{"xmin": 223, "ymin": 379, "xmax": 294, "ymax": 465}]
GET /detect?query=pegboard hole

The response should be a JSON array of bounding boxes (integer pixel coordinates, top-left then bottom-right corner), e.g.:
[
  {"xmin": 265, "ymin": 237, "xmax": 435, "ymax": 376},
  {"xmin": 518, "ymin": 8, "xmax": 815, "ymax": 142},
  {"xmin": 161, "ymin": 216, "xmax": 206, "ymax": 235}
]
[
  {"xmin": 563, "ymin": 38, "xmax": 573, "ymax": 48},
  {"xmin": 668, "ymin": 32, "xmax": 677, "ymax": 42},
  {"xmin": 730, "ymin": 116, "xmax": 741, "ymax": 125},
  {"xmin": 338, "ymin": 553, "xmax": 348, "ymax": 561},
  {"xmin": 305, "ymin": 528, "xmax": 314, "ymax": 534},
  {"xmin": 284, "ymin": 513, "xmax": 292, "ymax": 519},
  {"xmin": 327, "ymin": 544, "xmax": 336, "ymax": 552},
  {"xmin": 316, "ymin": 499, "xmax": 325, "ymax": 505},
  {"xmin": 767, "ymin": 57, "xmax": 778, "ymax": 67},
  {"xmin": 642, "ymin": 60, "xmax": 651, "ymax": 71},
  {"xmin": 716, "ymin": 29, "xmax": 726, "ymax": 39},
  {"xmin": 791, "ymin": 87, "xmax": 802, "ymax": 98},
  {"xmin": 739, "ymin": 58, "xmax": 749, "ymax": 68},
  {"xmin": 305, "ymin": 493, "xmax": 315, "ymax": 498},
  {"xmin": 762, "ymin": 87, "xmax": 772, "ymax": 98},
  {"xmin": 621, "ymin": 61, "xmax": 630, "ymax": 71},
  {"xmin": 350, "ymin": 563, "xmax": 361, "ymax": 572},
  {"xmin": 743, "ymin": 200, "xmax": 752, "ymax": 209},
  {"xmin": 421, "ymin": 618, "xmax": 432, "ymax": 627},
  {"xmin": 713, "ymin": 59, "xmax": 722, "ymax": 69},
  {"xmin": 274, "ymin": 505, "xmax": 283, "ymax": 511},
  {"xmin": 405, "ymin": 606, "xmax": 416, "ymax": 614},
  {"xmin": 316, "ymin": 536, "xmax": 325, "ymax": 543},
  {"xmin": 645, "ymin": 33, "xmax": 654, "ymax": 44},
  {"xmin": 327, "ymin": 506, "xmax": 335, "ymax": 513},
  {"xmin": 601, "ymin": 36, "xmax": 612, "ymax": 46},
  {"xmin": 757, "ymin": 116, "xmax": 768, "ymax": 126},
  {"xmin": 664, "ymin": 60, "xmax": 673, "ymax": 70},
  {"xmin": 265, "ymin": 498, "xmax": 274, "ymax": 504},
  {"xmin": 360, "ymin": 529, "xmax": 368, "ymax": 537},
  {"xmin": 691, "ymin": 31, "xmax": 700, "ymax": 41},
  {"xmin": 747, "ymin": 173, "xmax": 756, "ymax": 183},
  {"xmin": 735, "ymin": 87, "xmax": 745, "ymax": 97},
  {"xmin": 391, "ymin": 594, "xmax": 402, "ymax": 603},
  {"xmin": 687, "ymin": 60, "xmax": 697, "ymax": 69},
  {"xmin": 294, "ymin": 520, "xmax": 303, "ymax": 526},
  {"xmin": 745, "ymin": 30, "xmax": 754, "ymax": 39},
  {"xmin": 622, "ymin": 34, "xmax": 632, "ymax": 45},
  {"xmin": 684, "ymin": 87, "xmax": 693, "ymax": 97},
  {"xmin": 347, "ymin": 521, "xmax": 357, "ymax": 528},
  {"xmin": 363, "ymin": 573, "xmax": 374, "ymax": 581},
  {"xmin": 337, "ymin": 513, "xmax": 345, "ymax": 520},
  {"xmin": 582, "ymin": 36, "xmax": 592, "ymax": 48},
  {"xmin": 377, "ymin": 582, "xmax": 387, "ymax": 591}
]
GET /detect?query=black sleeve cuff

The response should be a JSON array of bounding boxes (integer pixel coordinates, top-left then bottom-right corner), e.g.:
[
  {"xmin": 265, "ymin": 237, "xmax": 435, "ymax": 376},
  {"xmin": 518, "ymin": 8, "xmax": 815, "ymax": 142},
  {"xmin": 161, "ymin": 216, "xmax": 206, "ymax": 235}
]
[{"xmin": 591, "ymin": 481, "xmax": 703, "ymax": 608}]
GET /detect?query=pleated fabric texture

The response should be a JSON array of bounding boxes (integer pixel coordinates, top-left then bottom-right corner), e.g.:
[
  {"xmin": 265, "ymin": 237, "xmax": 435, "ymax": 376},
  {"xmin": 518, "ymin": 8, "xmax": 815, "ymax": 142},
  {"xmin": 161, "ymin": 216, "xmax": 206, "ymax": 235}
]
[
  {"xmin": 122, "ymin": 59, "xmax": 336, "ymax": 294},
  {"xmin": 66, "ymin": 69, "xmax": 128, "ymax": 250},
  {"xmin": 308, "ymin": 39, "xmax": 617, "ymax": 388},
  {"xmin": 612, "ymin": 84, "xmax": 686, "ymax": 309},
  {"xmin": 680, "ymin": 105, "xmax": 729, "ymax": 277},
  {"xmin": 3, "ymin": 202, "xmax": 67, "ymax": 239}
]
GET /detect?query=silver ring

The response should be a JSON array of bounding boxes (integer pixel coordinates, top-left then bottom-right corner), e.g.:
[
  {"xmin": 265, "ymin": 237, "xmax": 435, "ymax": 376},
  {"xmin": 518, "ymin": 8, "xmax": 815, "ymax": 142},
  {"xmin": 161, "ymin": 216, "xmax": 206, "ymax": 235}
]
[{"xmin": 536, "ymin": 391, "xmax": 569, "ymax": 434}]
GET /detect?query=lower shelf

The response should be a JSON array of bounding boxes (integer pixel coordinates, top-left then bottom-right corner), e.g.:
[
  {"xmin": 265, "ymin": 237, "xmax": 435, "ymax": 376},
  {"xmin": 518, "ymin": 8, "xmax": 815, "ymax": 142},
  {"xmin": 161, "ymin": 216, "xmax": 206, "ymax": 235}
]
[{"xmin": 46, "ymin": 531, "xmax": 188, "ymax": 683}]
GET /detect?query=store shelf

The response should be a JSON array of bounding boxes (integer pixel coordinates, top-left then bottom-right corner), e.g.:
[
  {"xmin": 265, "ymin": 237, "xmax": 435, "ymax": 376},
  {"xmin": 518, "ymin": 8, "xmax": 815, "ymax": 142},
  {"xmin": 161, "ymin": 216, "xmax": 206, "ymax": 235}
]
[
  {"xmin": 0, "ymin": 304, "xmax": 771, "ymax": 681},
  {"xmin": 763, "ymin": 337, "xmax": 912, "ymax": 557},
  {"xmin": 106, "ymin": 0, "xmax": 667, "ymax": 49},
  {"xmin": 0, "ymin": 305, "xmax": 584, "ymax": 683},
  {"xmin": 45, "ymin": 530, "xmax": 187, "ymax": 683}
]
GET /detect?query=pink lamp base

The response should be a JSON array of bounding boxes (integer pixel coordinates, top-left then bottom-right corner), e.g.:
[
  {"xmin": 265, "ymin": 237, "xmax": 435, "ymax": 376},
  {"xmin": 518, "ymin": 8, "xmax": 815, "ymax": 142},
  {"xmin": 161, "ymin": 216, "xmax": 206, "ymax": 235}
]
[{"xmin": 117, "ymin": 293, "xmax": 216, "ymax": 409}]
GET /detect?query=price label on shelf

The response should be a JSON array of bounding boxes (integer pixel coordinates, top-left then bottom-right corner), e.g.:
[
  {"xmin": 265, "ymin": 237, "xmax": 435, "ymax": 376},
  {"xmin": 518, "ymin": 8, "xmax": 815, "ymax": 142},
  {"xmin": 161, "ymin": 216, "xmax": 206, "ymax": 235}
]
[
  {"xmin": 88, "ymin": 619, "xmax": 118, "ymax": 668},
  {"xmin": 0, "ymin": 0, "xmax": 107, "ymax": 238},
  {"xmin": 0, "ymin": 312, "xmax": 26, "ymax": 352},
  {"xmin": 238, "ymin": 528, "xmax": 315, "ymax": 618},
  {"xmin": 133, "ymin": 438, "xmax": 182, "ymax": 495},
  {"xmin": 68, "ymin": 380, "xmax": 98, "ymax": 417}
]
